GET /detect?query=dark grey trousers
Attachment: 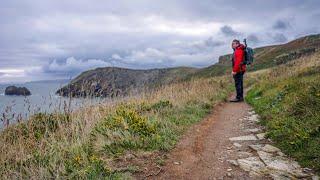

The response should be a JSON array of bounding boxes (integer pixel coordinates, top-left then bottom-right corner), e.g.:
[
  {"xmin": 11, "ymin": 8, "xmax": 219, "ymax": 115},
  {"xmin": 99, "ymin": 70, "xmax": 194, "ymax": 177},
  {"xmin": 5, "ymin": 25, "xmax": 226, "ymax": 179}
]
[{"xmin": 233, "ymin": 72, "xmax": 244, "ymax": 99}]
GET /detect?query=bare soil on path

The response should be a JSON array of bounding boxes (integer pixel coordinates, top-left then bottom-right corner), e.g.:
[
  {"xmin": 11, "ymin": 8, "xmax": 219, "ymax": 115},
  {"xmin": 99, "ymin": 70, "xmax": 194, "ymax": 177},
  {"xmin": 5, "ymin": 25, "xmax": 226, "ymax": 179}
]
[{"xmin": 155, "ymin": 100, "xmax": 252, "ymax": 180}]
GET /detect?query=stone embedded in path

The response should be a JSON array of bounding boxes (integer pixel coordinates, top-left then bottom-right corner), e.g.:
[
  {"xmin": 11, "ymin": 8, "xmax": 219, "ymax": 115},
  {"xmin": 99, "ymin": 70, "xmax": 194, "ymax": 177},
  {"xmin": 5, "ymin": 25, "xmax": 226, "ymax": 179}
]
[
  {"xmin": 249, "ymin": 144, "xmax": 280, "ymax": 153},
  {"xmin": 312, "ymin": 175, "xmax": 319, "ymax": 180},
  {"xmin": 257, "ymin": 151, "xmax": 310, "ymax": 178},
  {"xmin": 268, "ymin": 170, "xmax": 295, "ymax": 179},
  {"xmin": 277, "ymin": 151, "xmax": 287, "ymax": 157},
  {"xmin": 247, "ymin": 114, "xmax": 260, "ymax": 122},
  {"xmin": 245, "ymin": 144, "xmax": 314, "ymax": 178},
  {"xmin": 256, "ymin": 133, "xmax": 266, "ymax": 140},
  {"xmin": 227, "ymin": 160, "xmax": 239, "ymax": 166},
  {"xmin": 248, "ymin": 144, "xmax": 263, "ymax": 151},
  {"xmin": 238, "ymin": 152, "xmax": 253, "ymax": 158},
  {"xmin": 262, "ymin": 144, "xmax": 281, "ymax": 153},
  {"xmin": 237, "ymin": 156, "xmax": 266, "ymax": 175},
  {"xmin": 248, "ymin": 111, "xmax": 255, "ymax": 115},
  {"xmin": 235, "ymin": 150, "xmax": 313, "ymax": 179},
  {"xmin": 233, "ymin": 142, "xmax": 242, "ymax": 148},
  {"xmin": 244, "ymin": 128, "xmax": 262, "ymax": 133},
  {"xmin": 229, "ymin": 135, "xmax": 257, "ymax": 141}
]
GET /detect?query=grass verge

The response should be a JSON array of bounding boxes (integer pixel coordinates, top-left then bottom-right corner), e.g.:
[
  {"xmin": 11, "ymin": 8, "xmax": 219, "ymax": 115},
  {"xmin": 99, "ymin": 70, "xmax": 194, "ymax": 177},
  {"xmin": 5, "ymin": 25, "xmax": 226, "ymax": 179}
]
[{"xmin": 246, "ymin": 52, "xmax": 320, "ymax": 172}]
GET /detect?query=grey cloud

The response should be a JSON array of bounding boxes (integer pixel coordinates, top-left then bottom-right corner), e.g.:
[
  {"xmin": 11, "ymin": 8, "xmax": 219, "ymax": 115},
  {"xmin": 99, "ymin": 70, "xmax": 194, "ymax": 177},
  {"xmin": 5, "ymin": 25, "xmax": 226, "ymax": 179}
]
[
  {"xmin": 189, "ymin": 37, "xmax": 224, "ymax": 52},
  {"xmin": 220, "ymin": 25, "xmax": 241, "ymax": 36},
  {"xmin": 40, "ymin": 57, "xmax": 112, "ymax": 76},
  {"xmin": 108, "ymin": 47, "xmax": 215, "ymax": 68},
  {"xmin": 91, "ymin": 37, "xmax": 222, "ymax": 69},
  {"xmin": 204, "ymin": 38, "xmax": 224, "ymax": 47},
  {"xmin": 311, "ymin": 12, "xmax": 320, "ymax": 20},
  {"xmin": 273, "ymin": 20, "xmax": 291, "ymax": 30},
  {"xmin": 246, "ymin": 34, "xmax": 260, "ymax": 44}
]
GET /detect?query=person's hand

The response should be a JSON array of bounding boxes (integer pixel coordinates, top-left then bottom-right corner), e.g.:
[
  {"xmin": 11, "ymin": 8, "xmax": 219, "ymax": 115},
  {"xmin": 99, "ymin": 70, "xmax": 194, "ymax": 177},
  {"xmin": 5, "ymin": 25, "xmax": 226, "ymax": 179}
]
[{"xmin": 232, "ymin": 71, "xmax": 237, "ymax": 75}]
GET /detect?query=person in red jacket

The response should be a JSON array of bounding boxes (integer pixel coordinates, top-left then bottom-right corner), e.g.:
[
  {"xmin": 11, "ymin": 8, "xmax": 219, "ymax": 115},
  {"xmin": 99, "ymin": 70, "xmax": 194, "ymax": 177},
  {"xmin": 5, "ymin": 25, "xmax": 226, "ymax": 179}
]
[{"xmin": 230, "ymin": 39, "xmax": 246, "ymax": 102}]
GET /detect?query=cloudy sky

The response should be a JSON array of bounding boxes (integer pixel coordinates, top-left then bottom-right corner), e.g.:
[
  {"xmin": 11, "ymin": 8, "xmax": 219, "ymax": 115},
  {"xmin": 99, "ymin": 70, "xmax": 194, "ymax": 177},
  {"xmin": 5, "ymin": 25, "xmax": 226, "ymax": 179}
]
[{"xmin": 0, "ymin": 0, "xmax": 319, "ymax": 83}]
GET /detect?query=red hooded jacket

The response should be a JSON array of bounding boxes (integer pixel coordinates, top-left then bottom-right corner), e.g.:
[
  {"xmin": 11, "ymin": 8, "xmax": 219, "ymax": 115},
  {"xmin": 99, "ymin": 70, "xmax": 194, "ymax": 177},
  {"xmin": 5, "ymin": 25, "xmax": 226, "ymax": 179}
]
[{"xmin": 232, "ymin": 44, "xmax": 246, "ymax": 73}]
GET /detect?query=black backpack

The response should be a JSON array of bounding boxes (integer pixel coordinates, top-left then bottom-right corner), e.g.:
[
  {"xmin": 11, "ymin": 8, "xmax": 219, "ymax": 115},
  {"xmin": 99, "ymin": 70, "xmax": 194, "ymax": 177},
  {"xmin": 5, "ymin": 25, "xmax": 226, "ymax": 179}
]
[{"xmin": 242, "ymin": 39, "xmax": 254, "ymax": 65}]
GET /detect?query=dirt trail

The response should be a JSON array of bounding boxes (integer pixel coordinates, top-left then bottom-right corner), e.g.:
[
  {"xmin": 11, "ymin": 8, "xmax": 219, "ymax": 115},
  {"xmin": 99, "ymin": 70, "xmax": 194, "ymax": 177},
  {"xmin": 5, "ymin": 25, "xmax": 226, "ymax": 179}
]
[
  {"xmin": 134, "ymin": 94, "xmax": 316, "ymax": 179},
  {"xmin": 155, "ymin": 100, "xmax": 254, "ymax": 179}
]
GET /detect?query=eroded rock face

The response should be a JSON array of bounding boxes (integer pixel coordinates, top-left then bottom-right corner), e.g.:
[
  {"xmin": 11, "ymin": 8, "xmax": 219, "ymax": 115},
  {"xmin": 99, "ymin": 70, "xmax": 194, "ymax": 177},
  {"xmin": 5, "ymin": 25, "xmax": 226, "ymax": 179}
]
[{"xmin": 5, "ymin": 86, "xmax": 31, "ymax": 96}]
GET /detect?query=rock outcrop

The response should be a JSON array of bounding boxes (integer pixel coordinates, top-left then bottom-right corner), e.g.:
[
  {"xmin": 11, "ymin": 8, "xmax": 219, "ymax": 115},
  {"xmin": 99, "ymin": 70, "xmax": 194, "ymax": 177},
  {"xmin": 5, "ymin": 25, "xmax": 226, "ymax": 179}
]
[{"xmin": 5, "ymin": 86, "xmax": 31, "ymax": 96}]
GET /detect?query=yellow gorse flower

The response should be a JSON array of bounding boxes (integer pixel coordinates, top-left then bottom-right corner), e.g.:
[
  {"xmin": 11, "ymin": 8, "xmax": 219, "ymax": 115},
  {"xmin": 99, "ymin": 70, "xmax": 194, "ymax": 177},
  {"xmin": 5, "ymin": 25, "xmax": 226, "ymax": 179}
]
[
  {"xmin": 74, "ymin": 156, "xmax": 81, "ymax": 163},
  {"xmin": 90, "ymin": 155, "xmax": 98, "ymax": 162}
]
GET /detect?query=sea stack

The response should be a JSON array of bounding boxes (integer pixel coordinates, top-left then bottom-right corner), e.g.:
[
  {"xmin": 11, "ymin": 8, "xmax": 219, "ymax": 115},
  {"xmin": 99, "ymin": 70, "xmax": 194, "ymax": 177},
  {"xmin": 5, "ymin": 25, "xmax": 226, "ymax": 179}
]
[{"xmin": 5, "ymin": 86, "xmax": 31, "ymax": 96}]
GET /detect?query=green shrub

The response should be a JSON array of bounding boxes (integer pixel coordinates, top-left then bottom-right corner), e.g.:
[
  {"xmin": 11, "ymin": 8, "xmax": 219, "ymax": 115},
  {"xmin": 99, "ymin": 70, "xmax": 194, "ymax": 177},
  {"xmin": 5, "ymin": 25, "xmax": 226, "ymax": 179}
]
[
  {"xmin": 98, "ymin": 106, "xmax": 156, "ymax": 136},
  {"xmin": 93, "ymin": 105, "xmax": 158, "ymax": 155}
]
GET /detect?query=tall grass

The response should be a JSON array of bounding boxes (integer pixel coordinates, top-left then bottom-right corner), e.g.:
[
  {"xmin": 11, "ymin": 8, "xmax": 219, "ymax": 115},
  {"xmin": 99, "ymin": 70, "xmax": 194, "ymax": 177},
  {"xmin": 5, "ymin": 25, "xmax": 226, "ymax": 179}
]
[{"xmin": 0, "ymin": 75, "xmax": 233, "ymax": 179}]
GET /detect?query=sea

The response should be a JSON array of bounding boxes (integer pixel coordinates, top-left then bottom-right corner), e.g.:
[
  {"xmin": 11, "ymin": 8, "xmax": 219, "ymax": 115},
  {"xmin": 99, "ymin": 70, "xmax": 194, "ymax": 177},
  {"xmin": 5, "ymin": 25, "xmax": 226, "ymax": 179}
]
[{"xmin": 0, "ymin": 80, "xmax": 106, "ymax": 128}]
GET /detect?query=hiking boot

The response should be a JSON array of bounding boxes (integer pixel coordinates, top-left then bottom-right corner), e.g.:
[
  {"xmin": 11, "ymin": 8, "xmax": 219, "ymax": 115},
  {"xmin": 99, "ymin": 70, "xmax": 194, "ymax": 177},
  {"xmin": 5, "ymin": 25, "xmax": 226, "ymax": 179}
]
[{"xmin": 229, "ymin": 98, "xmax": 244, "ymax": 102}]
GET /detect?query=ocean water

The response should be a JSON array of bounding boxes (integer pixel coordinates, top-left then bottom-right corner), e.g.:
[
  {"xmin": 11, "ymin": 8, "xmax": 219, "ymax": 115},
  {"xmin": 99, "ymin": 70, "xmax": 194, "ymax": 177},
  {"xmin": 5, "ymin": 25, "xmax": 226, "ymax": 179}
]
[{"xmin": 0, "ymin": 81, "xmax": 105, "ymax": 128}]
